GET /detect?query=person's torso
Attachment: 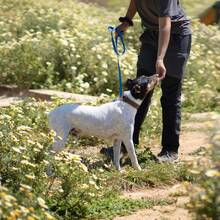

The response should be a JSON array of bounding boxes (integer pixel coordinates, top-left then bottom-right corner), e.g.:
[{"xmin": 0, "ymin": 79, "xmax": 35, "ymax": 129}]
[{"xmin": 134, "ymin": 0, "xmax": 191, "ymax": 35}]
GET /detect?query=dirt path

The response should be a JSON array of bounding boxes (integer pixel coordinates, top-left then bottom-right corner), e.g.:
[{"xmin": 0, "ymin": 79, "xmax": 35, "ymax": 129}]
[
  {"xmin": 0, "ymin": 95, "xmax": 22, "ymax": 107},
  {"xmin": 114, "ymin": 113, "xmax": 220, "ymax": 220}
]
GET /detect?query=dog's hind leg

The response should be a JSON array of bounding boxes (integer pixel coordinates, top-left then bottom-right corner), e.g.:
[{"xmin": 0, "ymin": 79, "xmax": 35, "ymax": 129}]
[
  {"xmin": 113, "ymin": 139, "xmax": 122, "ymax": 171},
  {"xmin": 48, "ymin": 111, "xmax": 72, "ymax": 155},
  {"xmin": 123, "ymin": 138, "xmax": 141, "ymax": 170},
  {"xmin": 46, "ymin": 129, "xmax": 69, "ymax": 176},
  {"xmin": 50, "ymin": 124, "xmax": 70, "ymax": 155}
]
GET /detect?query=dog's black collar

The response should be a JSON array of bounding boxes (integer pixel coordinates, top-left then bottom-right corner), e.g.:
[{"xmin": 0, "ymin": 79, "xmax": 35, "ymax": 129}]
[{"xmin": 121, "ymin": 96, "xmax": 140, "ymax": 109}]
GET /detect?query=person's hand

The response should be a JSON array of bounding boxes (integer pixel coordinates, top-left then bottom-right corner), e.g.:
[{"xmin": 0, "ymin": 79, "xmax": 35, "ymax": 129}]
[
  {"xmin": 115, "ymin": 22, "xmax": 130, "ymax": 37},
  {"xmin": 156, "ymin": 59, "xmax": 166, "ymax": 80}
]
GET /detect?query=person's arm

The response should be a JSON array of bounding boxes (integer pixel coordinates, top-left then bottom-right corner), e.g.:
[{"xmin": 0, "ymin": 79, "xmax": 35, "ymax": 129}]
[
  {"xmin": 156, "ymin": 16, "xmax": 171, "ymax": 80},
  {"xmin": 125, "ymin": 0, "xmax": 137, "ymax": 20},
  {"xmin": 117, "ymin": 0, "xmax": 137, "ymax": 33}
]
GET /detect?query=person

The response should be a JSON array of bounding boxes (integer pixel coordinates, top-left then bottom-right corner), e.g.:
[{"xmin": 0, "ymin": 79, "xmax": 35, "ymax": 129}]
[{"xmin": 101, "ymin": 0, "xmax": 191, "ymax": 162}]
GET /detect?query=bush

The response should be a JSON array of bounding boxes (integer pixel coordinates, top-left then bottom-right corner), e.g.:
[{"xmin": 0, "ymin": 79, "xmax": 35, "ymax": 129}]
[
  {"xmin": 0, "ymin": 99, "xmax": 56, "ymax": 219},
  {"xmin": 182, "ymin": 22, "xmax": 220, "ymax": 112},
  {"xmin": 187, "ymin": 121, "xmax": 220, "ymax": 219},
  {"xmin": 0, "ymin": 0, "xmax": 136, "ymax": 95},
  {"xmin": 0, "ymin": 186, "xmax": 55, "ymax": 220},
  {"xmin": 0, "ymin": 99, "xmax": 102, "ymax": 219}
]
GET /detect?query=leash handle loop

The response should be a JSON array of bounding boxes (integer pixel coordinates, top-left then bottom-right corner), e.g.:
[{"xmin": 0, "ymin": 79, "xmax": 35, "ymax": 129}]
[
  {"xmin": 108, "ymin": 26, "xmax": 126, "ymax": 56},
  {"xmin": 108, "ymin": 26, "xmax": 126, "ymax": 97}
]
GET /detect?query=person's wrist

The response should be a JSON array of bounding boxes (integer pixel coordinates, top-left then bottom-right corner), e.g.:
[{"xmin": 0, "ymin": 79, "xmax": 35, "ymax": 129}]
[
  {"xmin": 122, "ymin": 22, "xmax": 130, "ymax": 27},
  {"xmin": 119, "ymin": 16, "xmax": 134, "ymax": 26},
  {"xmin": 156, "ymin": 58, "xmax": 164, "ymax": 63}
]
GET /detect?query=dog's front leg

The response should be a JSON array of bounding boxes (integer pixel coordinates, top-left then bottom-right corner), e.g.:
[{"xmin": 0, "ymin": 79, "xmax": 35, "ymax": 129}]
[
  {"xmin": 123, "ymin": 138, "xmax": 141, "ymax": 171},
  {"xmin": 113, "ymin": 139, "xmax": 122, "ymax": 171}
]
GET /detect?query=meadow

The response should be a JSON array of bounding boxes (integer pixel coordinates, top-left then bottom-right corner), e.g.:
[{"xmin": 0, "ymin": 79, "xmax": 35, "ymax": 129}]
[{"xmin": 0, "ymin": 0, "xmax": 220, "ymax": 219}]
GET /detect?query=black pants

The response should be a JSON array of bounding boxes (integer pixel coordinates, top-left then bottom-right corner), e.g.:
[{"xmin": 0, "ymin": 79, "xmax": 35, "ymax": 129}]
[
  {"xmin": 133, "ymin": 75, "xmax": 182, "ymax": 153},
  {"xmin": 132, "ymin": 30, "xmax": 191, "ymax": 153}
]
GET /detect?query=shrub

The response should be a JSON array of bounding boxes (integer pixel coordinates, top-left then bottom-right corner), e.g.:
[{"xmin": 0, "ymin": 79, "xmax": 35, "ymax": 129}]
[
  {"xmin": 187, "ymin": 121, "xmax": 220, "ymax": 219},
  {"xmin": 0, "ymin": 186, "xmax": 55, "ymax": 220},
  {"xmin": 0, "ymin": 99, "xmax": 101, "ymax": 219},
  {"xmin": 0, "ymin": 0, "xmax": 136, "ymax": 95},
  {"xmin": 182, "ymin": 22, "xmax": 220, "ymax": 112},
  {"xmin": 0, "ymin": 99, "xmax": 55, "ymax": 219}
]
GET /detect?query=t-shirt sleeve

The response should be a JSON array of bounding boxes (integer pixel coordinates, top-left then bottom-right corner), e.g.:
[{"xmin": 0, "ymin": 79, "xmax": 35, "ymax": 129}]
[{"xmin": 156, "ymin": 0, "xmax": 178, "ymax": 17}]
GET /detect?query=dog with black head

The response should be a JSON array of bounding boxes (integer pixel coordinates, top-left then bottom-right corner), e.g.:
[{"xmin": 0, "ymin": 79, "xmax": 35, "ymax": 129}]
[{"xmin": 48, "ymin": 74, "xmax": 158, "ymax": 171}]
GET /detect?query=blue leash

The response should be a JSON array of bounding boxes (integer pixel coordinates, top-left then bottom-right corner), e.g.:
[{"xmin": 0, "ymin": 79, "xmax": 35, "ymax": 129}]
[{"xmin": 108, "ymin": 26, "xmax": 126, "ymax": 97}]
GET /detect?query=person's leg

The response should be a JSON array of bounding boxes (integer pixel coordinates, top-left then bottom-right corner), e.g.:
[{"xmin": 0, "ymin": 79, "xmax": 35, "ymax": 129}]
[
  {"xmin": 157, "ymin": 34, "xmax": 191, "ymax": 162},
  {"xmin": 160, "ymin": 75, "xmax": 182, "ymax": 153},
  {"xmin": 157, "ymin": 75, "xmax": 182, "ymax": 163},
  {"xmin": 133, "ymin": 89, "xmax": 154, "ymax": 144}
]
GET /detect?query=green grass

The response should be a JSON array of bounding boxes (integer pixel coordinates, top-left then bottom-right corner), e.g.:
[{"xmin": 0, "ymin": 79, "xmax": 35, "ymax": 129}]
[
  {"xmin": 86, "ymin": 196, "xmax": 173, "ymax": 219},
  {"xmin": 84, "ymin": 148, "xmax": 192, "ymax": 190}
]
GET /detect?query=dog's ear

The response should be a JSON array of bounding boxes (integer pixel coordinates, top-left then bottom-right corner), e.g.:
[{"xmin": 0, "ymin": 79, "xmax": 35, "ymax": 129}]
[
  {"xmin": 134, "ymin": 84, "xmax": 141, "ymax": 93},
  {"xmin": 125, "ymin": 79, "xmax": 133, "ymax": 90}
]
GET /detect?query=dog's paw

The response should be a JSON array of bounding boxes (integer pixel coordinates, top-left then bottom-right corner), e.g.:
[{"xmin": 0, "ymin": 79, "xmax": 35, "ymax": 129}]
[
  {"xmin": 116, "ymin": 166, "xmax": 122, "ymax": 172},
  {"xmin": 45, "ymin": 164, "xmax": 55, "ymax": 177},
  {"xmin": 135, "ymin": 165, "xmax": 142, "ymax": 171},
  {"xmin": 119, "ymin": 169, "xmax": 127, "ymax": 174}
]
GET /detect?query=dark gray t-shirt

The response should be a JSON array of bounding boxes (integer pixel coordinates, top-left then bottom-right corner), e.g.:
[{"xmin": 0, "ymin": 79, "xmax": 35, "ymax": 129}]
[{"xmin": 134, "ymin": 0, "xmax": 191, "ymax": 35}]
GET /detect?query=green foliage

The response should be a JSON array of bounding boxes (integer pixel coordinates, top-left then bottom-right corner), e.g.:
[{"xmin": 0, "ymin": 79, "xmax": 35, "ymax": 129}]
[
  {"xmin": 86, "ymin": 196, "xmax": 172, "ymax": 219},
  {"xmin": 87, "ymin": 149, "xmax": 191, "ymax": 190},
  {"xmin": 0, "ymin": 0, "xmax": 136, "ymax": 95},
  {"xmin": 187, "ymin": 128, "xmax": 220, "ymax": 219},
  {"xmin": 0, "ymin": 98, "xmax": 98, "ymax": 219},
  {"xmin": 0, "ymin": 186, "xmax": 55, "ymax": 220},
  {"xmin": 182, "ymin": 22, "xmax": 220, "ymax": 112},
  {"xmin": 0, "ymin": 99, "xmax": 56, "ymax": 219}
]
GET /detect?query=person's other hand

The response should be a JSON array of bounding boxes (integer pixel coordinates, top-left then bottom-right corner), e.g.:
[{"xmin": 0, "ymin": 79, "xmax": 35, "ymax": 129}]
[
  {"xmin": 156, "ymin": 59, "xmax": 166, "ymax": 80},
  {"xmin": 115, "ymin": 22, "xmax": 130, "ymax": 37}
]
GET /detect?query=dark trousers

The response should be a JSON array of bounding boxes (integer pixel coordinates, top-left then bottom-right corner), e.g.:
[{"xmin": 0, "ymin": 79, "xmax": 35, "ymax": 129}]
[
  {"xmin": 131, "ymin": 30, "xmax": 191, "ymax": 153},
  {"xmin": 133, "ymin": 75, "xmax": 182, "ymax": 153}
]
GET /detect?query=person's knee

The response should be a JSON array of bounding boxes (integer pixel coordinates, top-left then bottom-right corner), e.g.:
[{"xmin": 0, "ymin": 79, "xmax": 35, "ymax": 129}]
[
  {"xmin": 161, "ymin": 75, "xmax": 182, "ymax": 103},
  {"xmin": 160, "ymin": 95, "xmax": 181, "ymax": 108}
]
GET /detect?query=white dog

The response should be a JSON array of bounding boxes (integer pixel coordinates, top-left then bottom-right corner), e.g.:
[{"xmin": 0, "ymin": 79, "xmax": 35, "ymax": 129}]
[{"xmin": 48, "ymin": 75, "xmax": 158, "ymax": 171}]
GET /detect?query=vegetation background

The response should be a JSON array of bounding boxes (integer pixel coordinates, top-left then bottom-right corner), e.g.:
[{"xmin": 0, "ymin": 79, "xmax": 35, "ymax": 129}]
[{"xmin": 0, "ymin": 0, "xmax": 219, "ymax": 219}]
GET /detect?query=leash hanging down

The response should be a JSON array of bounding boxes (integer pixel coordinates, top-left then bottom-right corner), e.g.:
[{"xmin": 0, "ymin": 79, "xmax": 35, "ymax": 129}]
[{"xmin": 108, "ymin": 26, "xmax": 126, "ymax": 97}]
